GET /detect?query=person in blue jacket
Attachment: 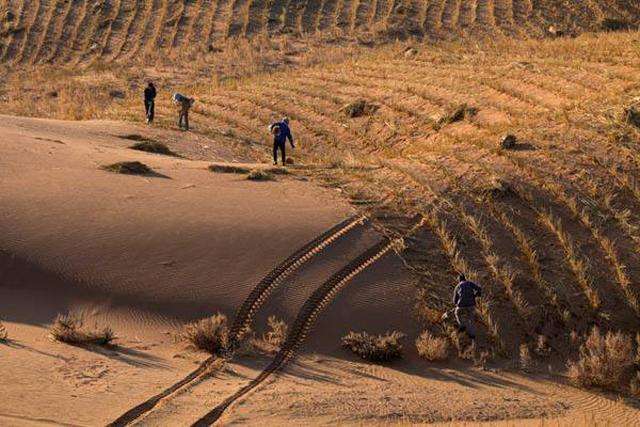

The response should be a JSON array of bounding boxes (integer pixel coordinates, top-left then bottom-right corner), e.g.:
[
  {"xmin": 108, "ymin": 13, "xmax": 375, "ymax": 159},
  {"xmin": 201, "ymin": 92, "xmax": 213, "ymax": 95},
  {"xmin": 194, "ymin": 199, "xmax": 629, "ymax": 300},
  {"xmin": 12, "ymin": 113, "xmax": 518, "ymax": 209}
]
[
  {"xmin": 453, "ymin": 273, "xmax": 482, "ymax": 340},
  {"xmin": 268, "ymin": 117, "xmax": 294, "ymax": 165}
]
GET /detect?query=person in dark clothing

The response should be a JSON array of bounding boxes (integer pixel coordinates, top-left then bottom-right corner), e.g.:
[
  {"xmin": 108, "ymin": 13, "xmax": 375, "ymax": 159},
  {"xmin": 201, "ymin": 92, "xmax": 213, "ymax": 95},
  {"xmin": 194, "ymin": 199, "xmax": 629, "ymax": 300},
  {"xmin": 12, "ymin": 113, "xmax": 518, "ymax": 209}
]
[
  {"xmin": 144, "ymin": 82, "xmax": 156, "ymax": 124},
  {"xmin": 269, "ymin": 117, "xmax": 294, "ymax": 165},
  {"xmin": 452, "ymin": 273, "xmax": 482, "ymax": 340},
  {"xmin": 172, "ymin": 92, "xmax": 194, "ymax": 130}
]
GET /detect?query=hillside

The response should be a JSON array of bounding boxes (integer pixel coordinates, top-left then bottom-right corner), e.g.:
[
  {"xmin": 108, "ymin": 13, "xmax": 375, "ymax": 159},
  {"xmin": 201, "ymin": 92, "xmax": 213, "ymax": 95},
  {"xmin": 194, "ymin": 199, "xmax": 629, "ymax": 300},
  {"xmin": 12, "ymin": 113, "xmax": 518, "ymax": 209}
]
[
  {"xmin": 0, "ymin": 0, "xmax": 638, "ymax": 65},
  {"xmin": 2, "ymin": 2, "xmax": 640, "ymax": 425},
  {"xmin": 99, "ymin": 30, "xmax": 640, "ymax": 358}
]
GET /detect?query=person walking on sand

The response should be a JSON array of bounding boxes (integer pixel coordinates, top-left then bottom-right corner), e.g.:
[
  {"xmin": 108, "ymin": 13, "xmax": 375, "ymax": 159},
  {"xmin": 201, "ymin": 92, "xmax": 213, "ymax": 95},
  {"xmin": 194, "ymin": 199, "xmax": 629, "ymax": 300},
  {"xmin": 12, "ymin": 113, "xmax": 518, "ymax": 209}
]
[
  {"xmin": 452, "ymin": 273, "xmax": 482, "ymax": 341},
  {"xmin": 268, "ymin": 117, "xmax": 294, "ymax": 165},
  {"xmin": 144, "ymin": 82, "xmax": 156, "ymax": 124},
  {"xmin": 172, "ymin": 92, "xmax": 194, "ymax": 131}
]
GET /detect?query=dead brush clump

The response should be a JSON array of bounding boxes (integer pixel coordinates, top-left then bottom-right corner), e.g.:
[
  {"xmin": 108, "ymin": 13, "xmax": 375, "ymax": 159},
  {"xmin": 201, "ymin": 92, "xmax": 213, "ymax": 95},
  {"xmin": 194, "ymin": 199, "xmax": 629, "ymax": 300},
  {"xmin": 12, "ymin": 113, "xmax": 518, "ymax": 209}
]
[
  {"xmin": 247, "ymin": 169, "xmax": 274, "ymax": 181},
  {"xmin": 630, "ymin": 372, "xmax": 640, "ymax": 397},
  {"xmin": 0, "ymin": 320, "xmax": 7, "ymax": 342},
  {"xmin": 567, "ymin": 327, "xmax": 634, "ymax": 390},
  {"xmin": 341, "ymin": 331, "xmax": 405, "ymax": 363},
  {"xmin": 265, "ymin": 167, "xmax": 289, "ymax": 175},
  {"xmin": 415, "ymin": 331, "xmax": 450, "ymax": 362},
  {"xmin": 102, "ymin": 161, "xmax": 154, "ymax": 176},
  {"xmin": 130, "ymin": 141, "xmax": 179, "ymax": 157},
  {"xmin": 519, "ymin": 343, "xmax": 534, "ymax": 372},
  {"xmin": 601, "ymin": 18, "xmax": 635, "ymax": 32},
  {"xmin": 339, "ymin": 99, "xmax": 379, "ymax": 118},
  {"xmin": 208, "ymin": 164, "xmax": 251, "ymax": 174},
  {"xmin": 624, "ymin": 102, "xmax": 640, "ymax": 128},
  {"xmin": 49, "ymin": 314, "xmax": 115, "ymax": 346},
  {"xmin": 433, "ymin": 104, "xmax": 477, "ymax": 130},
  {"xmin": 251, "ymin": 316, "xmax": 288, "ymax": 355},
  {"xmin": 181, "ymin": 313, "xmax": 229, "ymax": 357}
]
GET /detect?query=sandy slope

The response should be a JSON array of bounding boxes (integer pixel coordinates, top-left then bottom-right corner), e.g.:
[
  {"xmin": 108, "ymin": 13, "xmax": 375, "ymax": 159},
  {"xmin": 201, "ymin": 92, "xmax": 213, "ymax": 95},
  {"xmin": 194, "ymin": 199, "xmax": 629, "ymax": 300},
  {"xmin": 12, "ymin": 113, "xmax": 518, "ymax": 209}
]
[
  {"xmin": 0, "ymin": 115, "xmax": 353, "ymax": 424},
  {"xmin": 2, "ymin": 116, "xmax": 639, "ymax": 426}
]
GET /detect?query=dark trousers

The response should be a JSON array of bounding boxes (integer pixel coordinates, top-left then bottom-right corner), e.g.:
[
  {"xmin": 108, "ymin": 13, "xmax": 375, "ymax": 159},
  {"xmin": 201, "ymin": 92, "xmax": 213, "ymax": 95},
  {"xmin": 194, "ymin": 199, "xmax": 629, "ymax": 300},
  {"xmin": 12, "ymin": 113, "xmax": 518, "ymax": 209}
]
[
  {"xmin": 144, "ymin": 100, "xmax": 154, "ymax": 123},
  {"xmin": 455, "ymin": 306, "xmax": 477, "ymax": 339},
  {"xmin": 273, "ymin": 140, "xmax": 286, "ymax": 165},
  {"xmin": 178, "ymin": 108, "xmax": 189, "ymax": 130}
]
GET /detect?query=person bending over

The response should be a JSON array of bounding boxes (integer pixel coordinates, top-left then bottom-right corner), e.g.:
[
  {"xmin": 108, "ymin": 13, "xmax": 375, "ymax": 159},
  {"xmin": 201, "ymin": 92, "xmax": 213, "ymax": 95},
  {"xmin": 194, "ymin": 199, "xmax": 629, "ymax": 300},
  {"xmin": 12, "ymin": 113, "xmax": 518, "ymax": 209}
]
[
  {"xmin": 452, "ymin": 273, "xmax": 482, "ymax": 340},
  {"xmin": 268, "ymin": 117, "xmax": 294, "ymax": 165},
  {"xmin": 172, "ymin": 92, "xmax": 194, "ymax": 131}
]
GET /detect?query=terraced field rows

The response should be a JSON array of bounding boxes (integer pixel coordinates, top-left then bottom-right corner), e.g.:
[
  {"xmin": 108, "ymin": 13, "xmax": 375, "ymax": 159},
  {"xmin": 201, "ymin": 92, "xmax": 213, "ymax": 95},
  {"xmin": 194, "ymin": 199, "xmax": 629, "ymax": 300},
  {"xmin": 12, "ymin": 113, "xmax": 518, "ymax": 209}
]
[
  {"xmin": 156, "ymin": 34, "xmax": 640, "ymax": 354},
  {"xmin": 0, "ymin": 0, "xmax": 637, "ymax": 63}
]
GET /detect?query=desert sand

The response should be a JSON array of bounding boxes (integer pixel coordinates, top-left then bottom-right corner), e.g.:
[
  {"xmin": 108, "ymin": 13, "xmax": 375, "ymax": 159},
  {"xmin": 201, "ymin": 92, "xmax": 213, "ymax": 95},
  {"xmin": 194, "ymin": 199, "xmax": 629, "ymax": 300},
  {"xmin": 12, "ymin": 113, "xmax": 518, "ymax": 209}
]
[
  {"xmin": 2, "ymin": 115, "xmax": 639, "ymax": 426},
  {"xmin": 1, "ymin": 2, "xmax": 640, "ymax": 424}
]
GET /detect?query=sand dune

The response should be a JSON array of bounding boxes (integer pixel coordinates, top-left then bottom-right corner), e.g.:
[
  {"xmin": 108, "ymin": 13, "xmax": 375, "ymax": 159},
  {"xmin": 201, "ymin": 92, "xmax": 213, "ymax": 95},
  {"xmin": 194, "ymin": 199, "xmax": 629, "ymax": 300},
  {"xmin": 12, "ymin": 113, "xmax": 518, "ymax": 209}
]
[
  {"xmin": 2, "ymin": 114, "xmax": 640, "ymax": 425},
  {"xmin": 0, "ymin": 115, "xmax": 357, "ymax": 424},
  {"xmin": 0, "ymin": 115, "xmax": 353, "ymax": 325}
]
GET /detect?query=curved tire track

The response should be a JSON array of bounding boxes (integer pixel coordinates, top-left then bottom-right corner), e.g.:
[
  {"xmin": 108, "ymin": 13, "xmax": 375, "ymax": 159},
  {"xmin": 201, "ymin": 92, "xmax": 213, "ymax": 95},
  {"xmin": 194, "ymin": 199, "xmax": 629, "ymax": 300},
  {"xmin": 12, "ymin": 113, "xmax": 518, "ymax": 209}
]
[
  {"xmin": 228, "ymin": 214, "xmax": 367, "ymax": 347},
  {"xmin": 107, "ymin": 214, "xmax": 366, "ymax": 427},
  {"xmin": 191, "ymin": 237, "xmax": 397, "ymax": 426}
]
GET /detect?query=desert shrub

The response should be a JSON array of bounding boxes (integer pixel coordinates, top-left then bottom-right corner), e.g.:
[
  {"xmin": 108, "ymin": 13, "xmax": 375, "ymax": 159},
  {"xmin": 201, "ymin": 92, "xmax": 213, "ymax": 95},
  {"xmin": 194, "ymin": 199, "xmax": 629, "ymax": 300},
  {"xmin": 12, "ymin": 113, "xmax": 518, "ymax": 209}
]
[
  {"xmin": 339, "ymin": 99, "xmax": 379, "ymax": 118},
  {"xmin": 341, "ymin": 331, "xmax": 405, "ymax": 362},
  {"xmin": 601, "ymin": 18, "xmax": 634, "ymax": 32},
  {"xmin": 416, "ymin": 331, "xmax": 449, "ymax": 361},
  {"xmin": 252, "ymin": 316, "xmax": 288, "ymax": 355},
  {"xmin": 247, "ymin": 169, "xmax": 274, "ymax": 181},
  {"xmin": 534, "ymin": 334, "xmax": 551, "ymax": 358},
  {"xmin": 130, "ymin": 141, "xmax": 178, "ymax": 157},
  {"xmin": 49, "ymin": 314, "xmax": 115, "ymax": 346},
  {"xmin": 0, "ymin": 320, "xmax": 7, "ymax": 342},
  {"xmin": 433, "ymin": 103, "xmax": 477, "ymax": 130},
  {"xmin": 209, "ymin": 164, "xmax": 250, "ymax": 174},
  {"xmin": 499, "ymin": 134, "xmax": 517, "ymax": 149},
  {"xmin": 263, "ymin": 316, "xmax": 288, "ymax": 348},
  {"xmin": 182, "ymin": 313, "xmax": 229, "ymax": 356},
  {"xmin": 102, "ymin": 161, "xmax": 154, "ymax": 176},
  {"xmin": 624, "ymin": 104, "xmax": 640, "ymax": 128},
  {"xmin": 630, "ymin": 371, "xmax": 640, "ymax": 397},
  {"xmin": 519, "ymin": 343, "xmax": 533, "ymax": 372},
  {"xmin": 265, "ymin": 167, "xmax": 289, "ymax": 175},
  {"xmin": 567, "ymin": 327, "xmax": 634, "ymax": 390}
]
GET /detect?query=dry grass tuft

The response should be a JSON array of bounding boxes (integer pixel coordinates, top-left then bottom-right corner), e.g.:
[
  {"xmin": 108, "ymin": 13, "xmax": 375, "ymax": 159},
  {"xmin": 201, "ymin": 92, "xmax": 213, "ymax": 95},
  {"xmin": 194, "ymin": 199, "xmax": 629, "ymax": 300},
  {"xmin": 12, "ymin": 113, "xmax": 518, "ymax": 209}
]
[
  {"xmin": 247, "ymin": 169, "xmax": 275, "ymax": 181},
  {"xmin": 416, "ymin": 331, "xmax": 449, "ymax": 361},
  {"xmin": 209, "ymin": 164, "xmax": 251, "ymax": 174},
  {"xmin": 499, "ymin": 134, "xmax": 518, "ymax": 149},
  {"xmin": 0, "ymin": 320, "xmax": 7, "ymax": 342},
  {"xmin": 49, "ymin": 314, "xmax": 115, "ymax": 346},
  {"xmin": 102, "ymin": 161, "xmax": 155, "ymax": 176},
  {"xmin": 624, "ymin": 103, "xmax": 640, "ymax": 128},
  {"xmin": 567, "ymin": 327, "xmax": 634, "ymax": 390},
  {"xmin": 433, "ymin": 104, "xmax": 477, "ymax": 130},
  {"xmin": 601, "ymin": 18, "xmax": 635, "ymax": 32},
  {"xmin": 181, "ymin": 313, "xmax": 229, "ymax": 356},
  {"xmin": 341, "ymin": 331, "xmax": 405, "ymax": 362},
  {"xmin": 339, "ymin": 99, "xmax": 379, "ymax": 118},
  {"xmin": 130, "ymin": 141, "xmax": 179, "ymax": 157},
  {"xmin": 519, "ymin": 343, "xmax": 534, "ymax": 372},
  {"xmin": 252, "ymin": 316, "xmax": 288, "ymax": 355},
  {"xmin": 630, "ymin": 372, "xmax": 640, "ymax": 397},
  {"xmin": 483, "ymin": 177, "xmax": 515, "ymax": 199},
  {"xmin": 265, "ymin": 167, "xmax": 289, "ymax": 175}
]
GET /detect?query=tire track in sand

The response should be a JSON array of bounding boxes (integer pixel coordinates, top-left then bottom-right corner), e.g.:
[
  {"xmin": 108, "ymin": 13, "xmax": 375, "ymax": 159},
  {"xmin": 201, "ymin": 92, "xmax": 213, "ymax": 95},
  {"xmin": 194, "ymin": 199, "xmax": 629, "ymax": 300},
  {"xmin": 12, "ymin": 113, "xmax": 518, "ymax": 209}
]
[
  {"xmin": 107, "ymin": 214, "xmax": 367, "ymax": 426},
  {"xmin": 191, "ymin": 219, "xmax": 424, "ymax": 426}
]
